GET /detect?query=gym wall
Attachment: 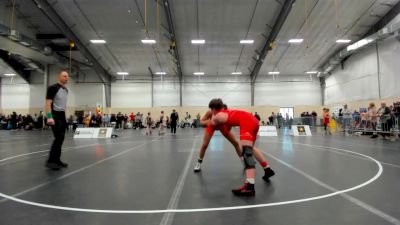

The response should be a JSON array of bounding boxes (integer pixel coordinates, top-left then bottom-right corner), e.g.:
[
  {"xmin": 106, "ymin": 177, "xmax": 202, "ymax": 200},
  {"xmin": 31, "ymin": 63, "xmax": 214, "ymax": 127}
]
[{"xmin": 325, "ymin": 35, "xmax": 400, "ymax": 106}]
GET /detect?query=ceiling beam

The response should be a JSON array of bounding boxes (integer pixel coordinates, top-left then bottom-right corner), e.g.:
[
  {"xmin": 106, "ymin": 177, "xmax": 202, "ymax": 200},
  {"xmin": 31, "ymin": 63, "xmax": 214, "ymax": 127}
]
[
  {"xmin": 47, "ymin": 44, "xmax": 78, "ymax": 52},
  {"xmin": 36, "ymin": 33, "xmax": 66, "ymax": 40},
  {"xmin": 317, "ymin": 0, "xmax": 400, "ymax": 76},
  {"xmin": 162, "ymin": 0, "xmax": 183, "ymax": 82},
  {"xmin": 250, "ymin": 0, "xmax": 296, "ymax": 84},
  {"xmin": 0, "ymin": 35, "xmax": 57, "ymax": 64},
  {"xmin": 32, "ymin": 0, "xmax": 111, "ymax": 84},
  {"xmin": 364, "ymin": 0, "xmax": 400, "ymax": 37},
  {"xmin": 0, "ymin": 49, "xmax": 31, "ymax": 83}
]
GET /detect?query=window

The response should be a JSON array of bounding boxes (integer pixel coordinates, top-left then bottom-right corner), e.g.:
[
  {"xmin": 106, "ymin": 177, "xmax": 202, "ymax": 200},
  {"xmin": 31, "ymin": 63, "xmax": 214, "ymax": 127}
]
[{"xmin": 280, "ymin": 107, "xmax": 294, "ymax": 120}]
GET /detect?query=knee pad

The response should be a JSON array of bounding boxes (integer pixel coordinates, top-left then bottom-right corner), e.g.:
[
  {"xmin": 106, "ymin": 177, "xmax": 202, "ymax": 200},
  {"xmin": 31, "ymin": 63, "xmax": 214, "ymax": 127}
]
[{"xmin": 242, "ymin": 146, "xmax": 256, "ymax": 169}]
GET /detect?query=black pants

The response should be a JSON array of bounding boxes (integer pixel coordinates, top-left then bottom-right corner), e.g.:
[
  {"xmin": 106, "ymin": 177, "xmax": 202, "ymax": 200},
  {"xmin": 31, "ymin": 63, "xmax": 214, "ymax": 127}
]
[
  {"xmin": 116, "ymin": 120, "xmax": 122, "ymax": 129},
  {"xmin": 170, "ymin": 122, "xmax": 177, "ymax": 133},
  {"xmin": 48, "ymin": 111, "xmax": 66, "ymax": 163},
  {"xmin": 381, "ymin": 122, "xmax": 390, "ymax": 137}
]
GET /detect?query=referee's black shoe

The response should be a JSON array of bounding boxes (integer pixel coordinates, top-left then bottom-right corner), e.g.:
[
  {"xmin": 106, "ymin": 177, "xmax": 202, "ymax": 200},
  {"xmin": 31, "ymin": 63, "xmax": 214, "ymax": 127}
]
[
  {"xmin": 46, "ymin": 162, "xmax": 61, "ymax": 170},
  {"xmin": 57, "ymin": 161, "xmax": 68, "ymax": 168}
]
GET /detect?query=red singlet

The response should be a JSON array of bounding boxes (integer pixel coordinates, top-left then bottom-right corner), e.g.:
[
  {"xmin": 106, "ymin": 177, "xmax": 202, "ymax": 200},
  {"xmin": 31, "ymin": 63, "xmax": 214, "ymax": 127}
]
[
  {"xmin": 205, "ymin": 123, "xmax": 231, "ymax": 136},
  {"xmin": 219, "ymin": 109, "xmax": 259, "ymax": 142}
]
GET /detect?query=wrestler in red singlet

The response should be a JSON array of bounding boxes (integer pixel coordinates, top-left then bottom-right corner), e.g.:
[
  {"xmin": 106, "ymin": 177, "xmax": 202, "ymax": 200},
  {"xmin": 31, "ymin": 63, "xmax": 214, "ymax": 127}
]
[
  {"xmin": 219, "ymin": 109, "xmax": 260, "ymax": 142},
  {"xmin": 208, "ymin": 99, "xmax": 275, "ymax": 196}
]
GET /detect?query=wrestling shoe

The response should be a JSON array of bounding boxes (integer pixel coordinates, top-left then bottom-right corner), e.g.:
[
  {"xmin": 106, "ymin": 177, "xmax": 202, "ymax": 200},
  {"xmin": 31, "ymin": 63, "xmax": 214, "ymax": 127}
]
[
  {"xmin": 193, "ymin": 162, "xmax": 201, "ymax": 173},
  {"xmin": 232, "ymin": 183, "xmax": 255, "ymax": 196},
  {"xmin": 262, "ymin": 167, "xmax": 275, "ymax": 182}
]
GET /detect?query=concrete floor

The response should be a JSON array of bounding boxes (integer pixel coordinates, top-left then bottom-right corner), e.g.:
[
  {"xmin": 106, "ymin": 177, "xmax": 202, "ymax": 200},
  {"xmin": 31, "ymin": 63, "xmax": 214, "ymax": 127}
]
[{"xmin": 0, "ymin": 127, "xmax": 399, "ymax": 225}]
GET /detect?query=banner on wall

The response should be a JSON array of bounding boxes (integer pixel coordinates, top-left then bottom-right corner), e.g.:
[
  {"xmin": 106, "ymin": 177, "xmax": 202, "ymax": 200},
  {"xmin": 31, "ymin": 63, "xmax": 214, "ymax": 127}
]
[
  {"xmin": 258, "ymin": 126, "xmax": 278, "ymax": 137},
  {"xmin": 291, "ymin": 125, "xmax": 312, "ymax": 136},
  {"xmin": 74, "ymin": 128, "xmax": 113, "ymax": 139}
]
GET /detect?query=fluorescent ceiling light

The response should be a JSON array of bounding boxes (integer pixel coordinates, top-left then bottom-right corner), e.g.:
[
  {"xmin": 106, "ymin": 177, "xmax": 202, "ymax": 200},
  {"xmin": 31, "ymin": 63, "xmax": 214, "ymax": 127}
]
[
  {"xmin": 336, "ymin": 39, "xmax": 351, "ymax": 43},
  {"xmin": 306, "ymin": 71, "xmax": 319, "ymax": 74},
  {"xmin": 191, "ymin": 39, "xmax": 205, "ymax": 44},
  {"xmin": 141, "ymin": 39, "xmax": 156, "ymax": 44},
  {"xmin": 4, "ymin": 73, "xmax": 16, "ymax": 76},
  {"xmin": 156, "ymin": 72, "xmax": 166, "ymax": 75},
  {"xmin": 90, "ymin": 40, "xmax": 106, "ymax": 44},
  {"xmin": 117, "ymin": 72, "xmax": 129, "ymax": 75},
  {"xmin": 27, "ymin": 62, "xmax": 39, "ymax": 69},
  {"xmin": 288, "ymin": 39, "xmax": 303, "ymax": 43},
  {"xmin": 20, "ymin": 41, "xmax": 31, "ymax": 46},
  {"xmin": 268, "ymin": 71, "xmax": 280, "ymax": 75},
  {"xmin": 347, "ymin": 38, "xmax": 372, "ymax": 51},
  {"xmin": 194, "ymin": 72, "xmax": 204, "ymax": 75},
  {"xmin": 240, "ymin": 40, "xmax": 254, "ymax": 44},
  {"xmin": 231, "ymin": 72, "xmax": 242, "ymax": 75}
]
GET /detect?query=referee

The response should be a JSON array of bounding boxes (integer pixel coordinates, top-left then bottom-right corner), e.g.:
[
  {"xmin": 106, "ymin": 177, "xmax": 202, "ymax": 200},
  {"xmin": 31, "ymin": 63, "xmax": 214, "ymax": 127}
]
[{"xmin": 45, "ymin": 70, "xmax": 69, "ymax": 170}]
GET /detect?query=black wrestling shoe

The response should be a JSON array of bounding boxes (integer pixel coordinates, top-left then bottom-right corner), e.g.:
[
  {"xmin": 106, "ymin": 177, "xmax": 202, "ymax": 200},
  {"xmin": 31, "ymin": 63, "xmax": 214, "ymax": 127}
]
[
  {"xmin": 46, "ymin": 162, "xmax": 61, "ymax": 170},
  {"xmin": 57, "ymin": 161, "xmax": 68, "ymax": 168},
  {"xmin": 262, "ymin": 167, "xmax": 275, "ymax": 182}
]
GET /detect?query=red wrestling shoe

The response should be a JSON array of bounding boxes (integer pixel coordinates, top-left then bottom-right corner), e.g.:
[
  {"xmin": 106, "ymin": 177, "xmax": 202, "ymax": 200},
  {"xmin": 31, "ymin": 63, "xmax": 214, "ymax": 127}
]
[{"xmin": 232, "ymin": 183, "xmax": 255, "ymax": 196}]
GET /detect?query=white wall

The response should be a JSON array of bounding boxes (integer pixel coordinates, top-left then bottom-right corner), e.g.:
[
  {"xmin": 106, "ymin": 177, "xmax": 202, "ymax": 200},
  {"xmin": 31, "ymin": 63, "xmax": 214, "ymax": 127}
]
[
  {"xmin": 1, "ymin": 69, "xmax": 323, "ymax": 112},
  {"xmin": 325, "ymin": 36, "xmax": 400, "ymax": 105},
  {"xmin": 153, "ymin": 81, "xmax": 180, "ymax": 107},
  {"xmin": 29, "ymin": 72, "xmax": 45, "ymax": 109},
  {"xmin": 377, "ymin": 37, "xmax": 400, "ymax": 99},
  {"xmin": 0, "ymin": 66, "xmax": 106, "ymax": 113},
  {"xmin": 255, "ymin": 80, "xmax": 321, "ymax": 106},
  {"xmin": 0, "ymin": 76, "xmax": 30, "ymax": 111},
  {"xmin": 183, "ymin": 82, "xmax": 251, "ymax": 106},
  {"xmin": 325, "ymin": 46, "xmax": 379, "ymax": 104},
  {"xmin": 1, "ymin": 77, "xmax": 323, "ymax": 112},
  {"xmin": 68, "ymin": 82, "xmax": 104, "ymax": 108},
  {"xmin": 111, "ymin": 82, "xmax": 152, "ymax": 108},
  {"xmin": 111, "ymin": 79, "xmax": 321, "ymax": 108},
  {"xmin": 29, "ymin": 84, "xmax": 44, "ymax": 109}
]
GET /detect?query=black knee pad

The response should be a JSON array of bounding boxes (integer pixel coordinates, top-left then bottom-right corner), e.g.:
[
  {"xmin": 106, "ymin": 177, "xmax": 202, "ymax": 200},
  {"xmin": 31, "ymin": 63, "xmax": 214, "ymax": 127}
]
[{"xmin": 242, "ymin": 146, "xmax": 256, "ymax": 169}]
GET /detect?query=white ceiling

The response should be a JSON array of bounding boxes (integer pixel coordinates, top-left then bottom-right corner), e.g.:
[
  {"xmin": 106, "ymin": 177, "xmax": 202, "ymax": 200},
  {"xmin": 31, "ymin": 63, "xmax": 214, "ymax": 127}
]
[
  {"xmin": 259, "ymin": 0, "xmax": 400, "ymax": 76},
  {"xmin": 0, "ymin": 0, "xmax": 399, "ymax": 81},
  {"xmin": 0, "ymin": 57, "xmax": 16, "ymax": 78}
]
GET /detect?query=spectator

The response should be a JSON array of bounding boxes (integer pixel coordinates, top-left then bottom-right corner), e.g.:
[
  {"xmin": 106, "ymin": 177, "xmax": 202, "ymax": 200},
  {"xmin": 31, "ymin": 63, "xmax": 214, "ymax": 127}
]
[
  {"xmin": 67, "ymin": 115, "xmax": 74, "ymax": 130},
  {"xmin": 10, "ymin": 112, "xmax": 17, "ymax": 130},
  {"xmin": 170, "ymin": 109, "xmax": 179, "ymax": 134},
  {"xmin": 342, "ymin": 104, "xmax": 352, "ymax": 134},
  {"xmin": 90, "ymin": 114, "xmax": 96, "ymax": 127},
  {"xmin": 110, "ymin": 114, "xmax": 117, "ymax": 128},
  {"xmin": 323, "ymin": 108, "xmax": 331, "ymax": 135},
  {"xmin": 145, "ymin": 112, "xmax": 153, "ymax": 135},
  {"xmin": 123, "ymin": 114, "xmax": 128, "ymax": 129},
  {"xmin": 268, "ymin": 113, "xmax": 274, "ymax": 125},
  {"xmin": 277, "ymin": 113, "xmax": 283, "ymax": 128},
  {"xmin": 129, "ymin": 113, "xmax": 135, "ymax": 128},
  {"xmin": 84, "ymin": 115, "xmax": 90, "ymax": 127},
  {"xmin": 38, "ymin": 111, "xmax": 44, "ymax": 129},
  {"xmin": 311, "ymin": 111, "xmax": 317, "ymax": 126},
  {"xmin": 135, "ymin": 113, "xmax": 141, "ymax": 129},
  {"xmin": 185, "ymin": 112, "xmax": 191, "ymax": 120},
  {"xmin": 116, "ymin": 112, "xmax": 123, "ymax": 129},
  {"xmin": 96, "ymin": 113, "xmax": 102, "ymax": 127},
  {"xmin": 159, "ymin": 111, "xmax": 166, "ymax": 135},
  {"xmin": 254, "ymin": 112, "xmax": 261, "ymax": 121},
  {"xmin": 368, "ymin": 103, "xmax": 378, "ymax": 138},
  {"xmin": 183, "ymin": 112, "xmax": 191, "ymax": 127},
  {"xmin": 377, "ymin": 101, "xmax": 391, "ymax": 139},
  {"xmin": 103, "ymin": 114, "xmax": 110, "ymax": 127}
]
